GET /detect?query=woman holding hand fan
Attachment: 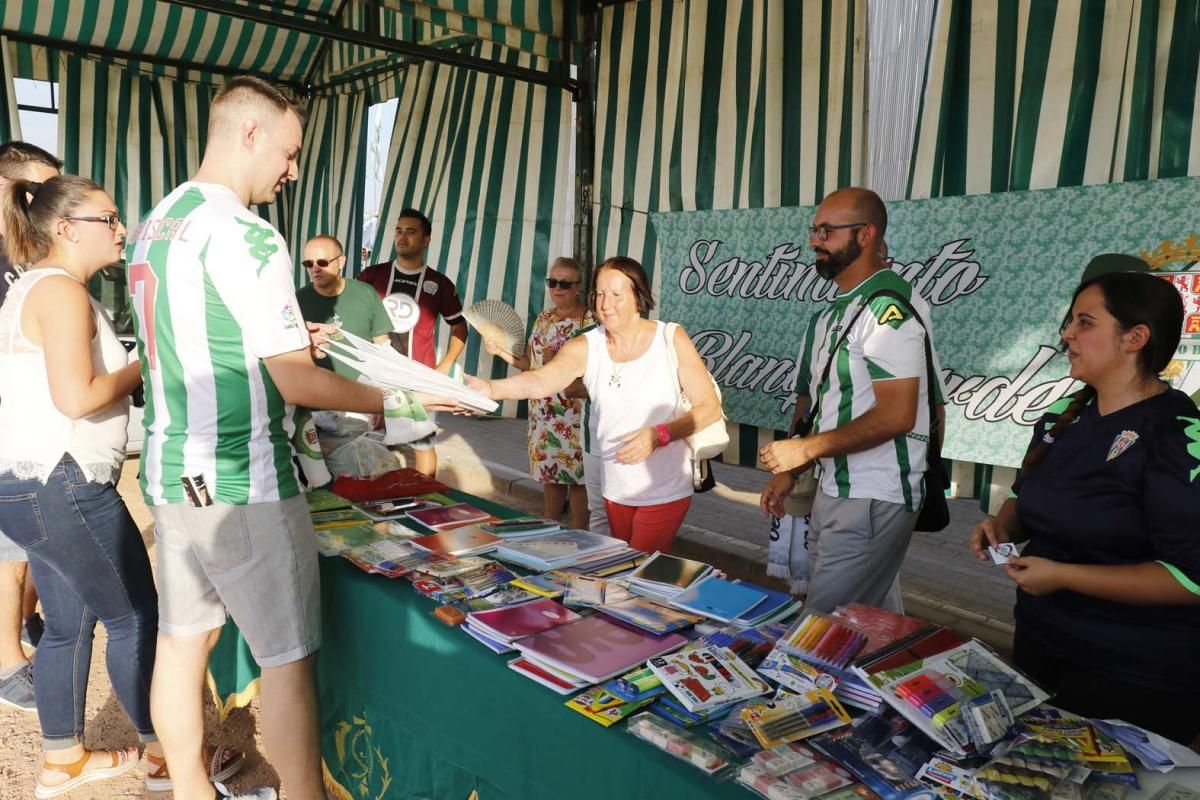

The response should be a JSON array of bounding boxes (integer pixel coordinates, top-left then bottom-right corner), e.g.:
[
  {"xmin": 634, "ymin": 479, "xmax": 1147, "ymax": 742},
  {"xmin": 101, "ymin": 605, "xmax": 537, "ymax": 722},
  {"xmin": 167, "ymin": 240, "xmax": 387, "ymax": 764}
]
[{"xmin": 483, "ymin": 257, "xmax": 596, "ymax": 529}]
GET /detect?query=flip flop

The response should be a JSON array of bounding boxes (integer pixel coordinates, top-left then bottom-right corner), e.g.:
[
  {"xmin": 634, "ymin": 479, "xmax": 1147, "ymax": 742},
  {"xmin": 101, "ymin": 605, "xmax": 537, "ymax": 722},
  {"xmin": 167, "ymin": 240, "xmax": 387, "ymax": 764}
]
[
  {"xmin": 145, "ymin": 744, "xmax": 247, "ymax": 792},
  {"xmin": 35, "ymin": 746, "xmax": 139, "ymax": 799}
]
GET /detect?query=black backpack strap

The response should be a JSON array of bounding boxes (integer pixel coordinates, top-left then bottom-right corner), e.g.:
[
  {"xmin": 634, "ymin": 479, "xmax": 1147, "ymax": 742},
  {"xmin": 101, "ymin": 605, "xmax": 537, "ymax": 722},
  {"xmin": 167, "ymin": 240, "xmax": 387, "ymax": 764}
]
[
  {"xmin": 796, "ymin": 287, "xmax": 942, "ymax": 464},
  {"xmin": 861, "ymin": 288, "xmax": 943, "ymax": 460},
  {"xmin": 794, "ymin": 293, "xmax": 882, "ymax": 437}
]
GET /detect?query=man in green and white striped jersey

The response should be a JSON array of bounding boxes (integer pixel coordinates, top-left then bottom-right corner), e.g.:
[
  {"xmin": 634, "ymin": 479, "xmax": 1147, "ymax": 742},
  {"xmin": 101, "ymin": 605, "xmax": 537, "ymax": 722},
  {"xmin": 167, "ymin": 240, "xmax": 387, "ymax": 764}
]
[
  {"xmin": 760, "ymin": 188, "xmax": 945, "ymax": 615},
  {"xmin": 126, "ymin": 77, "xmax": 459, "ymax": 800}
]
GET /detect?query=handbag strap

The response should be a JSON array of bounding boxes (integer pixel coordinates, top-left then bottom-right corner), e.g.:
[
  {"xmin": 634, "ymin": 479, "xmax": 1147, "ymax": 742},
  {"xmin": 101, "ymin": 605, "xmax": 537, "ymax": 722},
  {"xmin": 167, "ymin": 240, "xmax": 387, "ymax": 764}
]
[
  {"xmin": 662, "ymin": 321, "xmax": 684, "ymax": 405},
  {"xmin": 797, "ymin": 288, "xmax": 942, "ymax": 466}
]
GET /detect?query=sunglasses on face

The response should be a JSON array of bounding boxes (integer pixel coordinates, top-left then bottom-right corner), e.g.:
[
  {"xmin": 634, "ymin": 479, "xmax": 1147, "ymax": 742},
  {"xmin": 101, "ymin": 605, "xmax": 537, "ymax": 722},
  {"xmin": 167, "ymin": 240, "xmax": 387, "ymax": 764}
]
[
  {"xmin": 546, "ymin": 278, "xmax": 579, "ymax": 289},
  {"xmin": 302, "ymin": 256, "xmax": 342, "ymax": 269}
]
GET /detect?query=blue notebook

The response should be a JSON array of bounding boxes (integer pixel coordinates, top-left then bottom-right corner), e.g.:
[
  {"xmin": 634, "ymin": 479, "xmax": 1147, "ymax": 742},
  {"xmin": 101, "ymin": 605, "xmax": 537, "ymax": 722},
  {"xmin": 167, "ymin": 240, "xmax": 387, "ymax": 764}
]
[
  {"xmin": 667, "ymin": 576, "xmax": 768, "ymax": 623},
  {"xmin": 731, "ymin": 581, "xmax": 796, "ymax": 624}
]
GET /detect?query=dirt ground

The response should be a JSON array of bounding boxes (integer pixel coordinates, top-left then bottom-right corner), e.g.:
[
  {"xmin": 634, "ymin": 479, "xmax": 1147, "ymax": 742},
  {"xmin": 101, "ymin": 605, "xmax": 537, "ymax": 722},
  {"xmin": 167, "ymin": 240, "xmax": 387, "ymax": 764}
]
[{"xmin": 0, "ymin": 460, "xmax": 283, "ymax": 800}]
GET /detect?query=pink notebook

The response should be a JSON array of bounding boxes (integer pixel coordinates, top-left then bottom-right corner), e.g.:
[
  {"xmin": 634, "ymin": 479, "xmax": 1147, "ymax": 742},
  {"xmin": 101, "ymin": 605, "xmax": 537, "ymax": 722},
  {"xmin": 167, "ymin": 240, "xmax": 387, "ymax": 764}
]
[
  {"xmin": 466, "ymin": 598, "xmax": 581, "ymax": 643},
  {"xmin": 406, "ymin": 502, "xmax": 492, "ymax": 530},
  {"xmin": 515, "ymin": 615, "xmax": 687, "ymax": 683}
]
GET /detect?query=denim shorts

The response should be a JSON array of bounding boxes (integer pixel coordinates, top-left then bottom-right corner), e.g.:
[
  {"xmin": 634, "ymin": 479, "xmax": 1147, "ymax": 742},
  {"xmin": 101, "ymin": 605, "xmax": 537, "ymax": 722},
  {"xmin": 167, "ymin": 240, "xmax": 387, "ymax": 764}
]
[{"xmin": 150, "ymin": 494, "xmax": 320, "ymax": 668}]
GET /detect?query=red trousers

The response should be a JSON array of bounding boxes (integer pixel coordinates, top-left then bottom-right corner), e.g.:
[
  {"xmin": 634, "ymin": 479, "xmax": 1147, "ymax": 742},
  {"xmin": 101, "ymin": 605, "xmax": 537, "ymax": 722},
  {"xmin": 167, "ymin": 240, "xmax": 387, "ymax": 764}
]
[{"xmin": 603, "ymin": 496, "xmax": 692, "ymax": 553}]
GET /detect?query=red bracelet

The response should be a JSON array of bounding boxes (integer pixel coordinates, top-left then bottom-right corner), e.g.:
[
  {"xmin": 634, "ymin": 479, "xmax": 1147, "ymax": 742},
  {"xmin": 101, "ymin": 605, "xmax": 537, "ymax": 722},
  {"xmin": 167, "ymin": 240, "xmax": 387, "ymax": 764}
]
[{"xmin": 655, "ymin": 423, "xmax": 671, "ymax": 447}]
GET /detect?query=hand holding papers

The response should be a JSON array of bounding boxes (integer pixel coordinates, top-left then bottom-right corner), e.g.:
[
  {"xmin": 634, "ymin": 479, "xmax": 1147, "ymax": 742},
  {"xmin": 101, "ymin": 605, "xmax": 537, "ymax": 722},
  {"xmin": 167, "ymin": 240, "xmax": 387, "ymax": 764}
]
[{"xmin": 321, "ymin": 328, "xmax": 498, "ymax": 414}]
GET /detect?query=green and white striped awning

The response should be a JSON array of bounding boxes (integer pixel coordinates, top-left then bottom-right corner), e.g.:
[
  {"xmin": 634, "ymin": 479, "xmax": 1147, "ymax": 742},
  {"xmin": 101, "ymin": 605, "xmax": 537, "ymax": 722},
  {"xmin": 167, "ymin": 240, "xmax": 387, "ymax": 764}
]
[
  {"xmin": 1, "ymin": 0, "xmax": 579, "ymax": 87},
  {"xmin": 909, "ymin": 0, "xmax": 1200, "ymax": 198},
  {"xmin": 592, "ymin": 0, "xmax": 866, "ymax": 466}
]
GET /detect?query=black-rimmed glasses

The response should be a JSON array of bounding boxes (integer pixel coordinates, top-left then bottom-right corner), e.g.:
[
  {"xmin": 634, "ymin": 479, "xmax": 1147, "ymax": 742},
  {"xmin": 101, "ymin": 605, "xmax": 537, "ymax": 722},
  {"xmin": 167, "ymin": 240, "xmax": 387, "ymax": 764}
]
[
  {"xmin": 809, "ymin": 222, "xmax": 867, "ymax": 241},
  {"xmin": 546, "ymin": 278, "xmax": 579, "ymax": 289},
  {"xmin": 64, "ymin": 214, "xmax": 122, "ymax": 231}
]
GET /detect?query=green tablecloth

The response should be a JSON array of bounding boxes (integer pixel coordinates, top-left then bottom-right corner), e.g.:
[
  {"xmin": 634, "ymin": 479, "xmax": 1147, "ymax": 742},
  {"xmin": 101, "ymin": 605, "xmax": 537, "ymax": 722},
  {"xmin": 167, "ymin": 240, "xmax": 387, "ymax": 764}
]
[{"xmin": 209, "ymin": 490, "xmax": 749, "ymax": 800}]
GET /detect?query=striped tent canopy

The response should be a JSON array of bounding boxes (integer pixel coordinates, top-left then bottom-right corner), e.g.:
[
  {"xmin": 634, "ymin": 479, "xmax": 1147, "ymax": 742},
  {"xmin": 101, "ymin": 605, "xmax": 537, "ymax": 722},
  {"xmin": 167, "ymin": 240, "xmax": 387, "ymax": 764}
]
[{"xmin": 1, "ymin": 0, "xmax": 580, "ymax": 86}]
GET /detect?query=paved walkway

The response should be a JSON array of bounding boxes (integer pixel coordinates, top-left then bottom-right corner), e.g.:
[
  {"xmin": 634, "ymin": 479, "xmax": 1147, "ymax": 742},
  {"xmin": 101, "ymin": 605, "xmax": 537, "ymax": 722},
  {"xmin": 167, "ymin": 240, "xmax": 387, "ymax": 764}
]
[{"xmin": 419, "ymin": 414, "xmax": 1018, "ymax": 654}]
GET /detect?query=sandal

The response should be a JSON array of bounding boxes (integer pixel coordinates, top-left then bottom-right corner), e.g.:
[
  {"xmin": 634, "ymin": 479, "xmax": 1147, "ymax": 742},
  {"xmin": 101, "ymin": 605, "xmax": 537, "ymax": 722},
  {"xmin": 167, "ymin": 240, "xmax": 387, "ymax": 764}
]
[
  {"xmin": 35, "ymin": 746, "xmax": 139, "ymax": 799},
  {"xmin": 145, "ymin": 744, "xmax": 247, "ymax": 792}
]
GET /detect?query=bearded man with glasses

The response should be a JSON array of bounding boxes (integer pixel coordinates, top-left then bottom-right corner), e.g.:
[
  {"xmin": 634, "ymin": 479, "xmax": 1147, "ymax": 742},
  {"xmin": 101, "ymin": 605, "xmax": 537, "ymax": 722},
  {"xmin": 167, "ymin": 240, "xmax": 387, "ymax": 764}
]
[{"xmin": 759, "ymin": 187, "xmax": 946, "ymax": 614}]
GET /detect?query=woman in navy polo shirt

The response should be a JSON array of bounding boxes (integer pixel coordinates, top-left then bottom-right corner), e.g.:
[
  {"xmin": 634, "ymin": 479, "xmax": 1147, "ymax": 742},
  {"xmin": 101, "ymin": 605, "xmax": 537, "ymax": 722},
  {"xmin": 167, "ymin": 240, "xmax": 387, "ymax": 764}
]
[{"xmin": 970, "ymin": 271, "xmax": 1200, "ymax": 743}]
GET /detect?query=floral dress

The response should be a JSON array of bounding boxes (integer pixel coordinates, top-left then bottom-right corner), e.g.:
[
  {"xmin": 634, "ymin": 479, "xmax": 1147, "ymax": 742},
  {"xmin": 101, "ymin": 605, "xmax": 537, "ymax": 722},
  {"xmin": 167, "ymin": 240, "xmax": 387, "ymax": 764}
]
[{"xmin": 527, "ymin": 308, "xmax": 596, "ymax": 485}]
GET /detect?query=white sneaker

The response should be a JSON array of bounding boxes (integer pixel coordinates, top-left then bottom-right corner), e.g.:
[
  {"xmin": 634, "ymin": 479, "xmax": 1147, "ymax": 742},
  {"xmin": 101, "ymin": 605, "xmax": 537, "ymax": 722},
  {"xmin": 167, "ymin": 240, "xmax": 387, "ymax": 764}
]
[{"xmin": 214, "ymin": 781, "xmax": 277, "ymax": 800}]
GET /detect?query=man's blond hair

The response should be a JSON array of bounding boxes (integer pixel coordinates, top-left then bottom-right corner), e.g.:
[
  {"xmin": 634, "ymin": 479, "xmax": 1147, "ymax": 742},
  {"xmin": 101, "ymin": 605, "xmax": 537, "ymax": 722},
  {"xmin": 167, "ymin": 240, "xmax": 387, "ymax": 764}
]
[{"xmin": 208, "ymin": 75, "xmax": 305, "ymax": 138}]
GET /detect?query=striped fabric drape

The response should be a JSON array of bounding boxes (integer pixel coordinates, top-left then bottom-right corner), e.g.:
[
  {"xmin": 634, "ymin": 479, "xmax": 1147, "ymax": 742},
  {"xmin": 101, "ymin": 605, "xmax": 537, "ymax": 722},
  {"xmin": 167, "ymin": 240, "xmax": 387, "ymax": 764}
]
[
  {"xmin": 57, "ymin": 53, "xmax": 217, "ymax": 225},
  {"xmin": 288, "ymin": 91, "xmax": 371, "ymax": 285},
  {"xmin": 907, "ymin": 0, "xmax": 1200, "ymax": 511},
  {"xmin": 56, "ymin": 53, "xmax": 222, "ymax": 315},
  {"xmin": 0, "ymin": 35, "xmax": 21, "ymax": 142},
  {"xmin": 0, "ymin": 0, "xmax": 331, "ymax": 83},
  {"xmin": 593, "ymin": 0, "xmax": 867, "ymax": 466},
  {"xmin": 54, "ymin": 51, "xmax": 367, "ymax": 287},
  {"xmin": 311, "ymin": 0, "xmax": 579, "ymax": 93},
  {"xmin": 370, "ymin": 41, "xmax": 572, "ymax": 418},
  {"xmin": 909, "ymin": 0, "xmax": 1200, "ymax": 198}
]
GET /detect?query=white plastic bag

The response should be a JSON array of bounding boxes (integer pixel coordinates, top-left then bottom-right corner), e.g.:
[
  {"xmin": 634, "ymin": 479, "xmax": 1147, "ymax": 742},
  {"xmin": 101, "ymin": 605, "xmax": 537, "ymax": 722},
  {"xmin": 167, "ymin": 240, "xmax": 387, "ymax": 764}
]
[
  {"xmin": 324, "ymin": 434, "xmax": 397, "ymax": 479},
  {"xmin": 767, "ymin": 513, "xmax": 810, "ymax": 597}
]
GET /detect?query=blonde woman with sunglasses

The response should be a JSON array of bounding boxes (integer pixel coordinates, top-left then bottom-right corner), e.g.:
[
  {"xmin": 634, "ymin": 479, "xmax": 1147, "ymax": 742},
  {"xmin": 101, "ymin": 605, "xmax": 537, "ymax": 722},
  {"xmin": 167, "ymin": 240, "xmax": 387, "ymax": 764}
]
[{"xmin": 484, "ymin": 257, "xmax": 595, "ymax": 529}]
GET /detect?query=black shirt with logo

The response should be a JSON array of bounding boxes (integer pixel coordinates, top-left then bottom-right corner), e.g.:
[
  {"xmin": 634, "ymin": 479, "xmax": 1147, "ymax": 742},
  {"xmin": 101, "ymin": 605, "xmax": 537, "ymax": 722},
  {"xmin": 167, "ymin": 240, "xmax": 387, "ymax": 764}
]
[{"xmin": 1012, "ymin": 388, "xmax": 1200, "ymax": 691}]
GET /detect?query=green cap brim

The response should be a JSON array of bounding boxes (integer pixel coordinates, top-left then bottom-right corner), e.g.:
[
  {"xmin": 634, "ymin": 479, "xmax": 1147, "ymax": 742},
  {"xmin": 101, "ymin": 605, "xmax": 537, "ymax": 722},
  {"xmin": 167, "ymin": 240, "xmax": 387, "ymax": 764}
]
[{"xmin": 1081, "ymin": 253, "xmax": 1150, "ymax": 283}]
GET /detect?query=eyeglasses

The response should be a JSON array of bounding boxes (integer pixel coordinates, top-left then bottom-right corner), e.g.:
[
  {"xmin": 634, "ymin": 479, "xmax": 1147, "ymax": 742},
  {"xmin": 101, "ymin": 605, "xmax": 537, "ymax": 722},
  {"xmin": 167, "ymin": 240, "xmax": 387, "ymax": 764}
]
[
  {"xmin": 808, "ymin": 222, "xmax": 867, "ymax": 242},
  {"xmin": 546, "ymin": 278, "xmax": 579, "ymax": 289},
  {"xmin": 64, "ymin": 214, "xmax": 121, "ymax": 231},
  {"xmin": 302, "ymin": 256, "xmax": 343, "ymax": 269}
]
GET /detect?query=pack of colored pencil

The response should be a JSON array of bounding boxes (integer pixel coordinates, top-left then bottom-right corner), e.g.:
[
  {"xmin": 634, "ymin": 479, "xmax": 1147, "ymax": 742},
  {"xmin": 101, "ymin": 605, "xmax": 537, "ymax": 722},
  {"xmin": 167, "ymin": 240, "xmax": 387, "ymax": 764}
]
[{"xmin": 779, "ymin": 612, "xmax": 868, "ymax": 670}]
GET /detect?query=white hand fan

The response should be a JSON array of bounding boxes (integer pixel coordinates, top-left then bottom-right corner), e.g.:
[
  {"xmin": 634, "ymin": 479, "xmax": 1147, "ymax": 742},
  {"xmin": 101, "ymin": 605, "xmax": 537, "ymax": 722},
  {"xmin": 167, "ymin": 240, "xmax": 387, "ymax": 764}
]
[
  {"xmin": 322, "ymin": 329, "xmax": 498, "ymax": 414},
  {"xmin": 382, "ymin": 292, "xmax": 421, "ymax": 333},
  {"xmin": 463, "ymin": 299, "xmax": 525, "ymax": 357}
]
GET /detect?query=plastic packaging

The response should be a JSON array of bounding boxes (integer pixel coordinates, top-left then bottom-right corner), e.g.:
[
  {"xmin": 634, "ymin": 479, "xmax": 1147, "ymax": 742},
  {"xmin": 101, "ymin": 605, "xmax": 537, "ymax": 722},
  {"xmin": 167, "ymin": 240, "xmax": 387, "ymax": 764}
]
[{"xmin": 625, "ymin": 711, "xmax": 736, "ymax": 777}]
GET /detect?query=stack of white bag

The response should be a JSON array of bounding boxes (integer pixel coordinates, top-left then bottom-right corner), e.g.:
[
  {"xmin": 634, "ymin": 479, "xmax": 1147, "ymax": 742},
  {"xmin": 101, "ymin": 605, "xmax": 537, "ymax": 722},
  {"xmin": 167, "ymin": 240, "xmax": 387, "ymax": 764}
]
[{"xmin": 322, "ymin": 329, "xmax": 499, "ymax": 415}]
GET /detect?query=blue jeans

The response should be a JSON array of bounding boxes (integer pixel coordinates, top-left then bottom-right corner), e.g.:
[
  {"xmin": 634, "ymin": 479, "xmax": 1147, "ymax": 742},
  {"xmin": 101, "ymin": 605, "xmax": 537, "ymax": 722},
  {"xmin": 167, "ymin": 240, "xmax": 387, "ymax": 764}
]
[{"xmin": 0, "ymin": 455, "xmax": 157, "ymax": 747}]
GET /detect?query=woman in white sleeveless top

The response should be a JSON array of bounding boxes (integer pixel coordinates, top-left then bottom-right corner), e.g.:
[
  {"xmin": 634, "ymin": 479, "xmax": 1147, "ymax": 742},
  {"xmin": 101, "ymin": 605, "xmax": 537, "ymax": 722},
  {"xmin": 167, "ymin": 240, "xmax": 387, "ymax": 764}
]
[
  {"xmin": 468, "ymin": 257, "xmax": 721, "ymax": 552},
  {"xmin": 0, "ymin": 176, "xmax": 181, "ymax": 798}
]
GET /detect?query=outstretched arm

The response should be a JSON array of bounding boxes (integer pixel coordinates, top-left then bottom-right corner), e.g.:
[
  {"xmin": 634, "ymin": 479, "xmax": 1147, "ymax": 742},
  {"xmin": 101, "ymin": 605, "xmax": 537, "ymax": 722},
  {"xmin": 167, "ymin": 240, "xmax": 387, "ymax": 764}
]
[{"xmin": 468, "ymin": 336, "xmax": 588, "ymax": 401}]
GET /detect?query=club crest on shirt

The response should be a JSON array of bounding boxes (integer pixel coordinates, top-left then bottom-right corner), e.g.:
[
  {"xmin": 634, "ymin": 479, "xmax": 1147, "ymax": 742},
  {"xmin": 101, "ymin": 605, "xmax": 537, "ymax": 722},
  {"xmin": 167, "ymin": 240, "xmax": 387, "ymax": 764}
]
[
  {"xmin": 281, "ymin": 302, "xmax": 300, "ymax": 331},
  {"xmin": 1106, "ymin": 430, "xmax": 1139, "ymax": 462},
  {"xmin": 422, "ymin": 279, "xmax": 439, "ymax": 295}
]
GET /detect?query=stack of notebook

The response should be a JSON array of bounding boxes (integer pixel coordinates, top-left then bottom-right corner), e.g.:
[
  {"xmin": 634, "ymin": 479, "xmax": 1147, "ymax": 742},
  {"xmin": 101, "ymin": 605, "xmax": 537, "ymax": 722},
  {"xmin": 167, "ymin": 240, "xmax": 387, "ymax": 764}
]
[
  {"xmin": 406, "ymin": 502, "xmax": 492, "ymax": 530},
  {"xmin": 493, "ymin": 530, "xmax": 627, "ymax": 571},
  {"xmin": 729, "ymin": 581, "xmax": 803, "ymax": 627},
  {"xmin": 511, "ymin": 615, "xmax": 688, "ymax": 692},
  {"xmin": 599, "ymin": 597, "xmax": 704, "ymax": 635},
  {"xmin": 462, "ymin": 597, "xmax": 581, "ymax": 654},
  {"xmin": 626, "ymin": 552, "xmax": 712, "ymax": 603},
  {"xmin": 667, "ymin": 576, "xmax": 771, "ymax": 623},
  {"xmin": 410, "ymin": 526, "xmax": 503, "ymax": 557},
  {"xmin": 479, "ymin": 517, "xmax": 562, "ymax": 540}
]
